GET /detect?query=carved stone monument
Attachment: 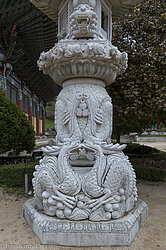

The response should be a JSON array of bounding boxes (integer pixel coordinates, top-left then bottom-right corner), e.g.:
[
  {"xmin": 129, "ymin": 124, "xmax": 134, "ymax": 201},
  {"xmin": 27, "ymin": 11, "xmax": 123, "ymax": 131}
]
[{"xmin": 23, "ymin": 0, "xmax": 148, "ymax": 246}]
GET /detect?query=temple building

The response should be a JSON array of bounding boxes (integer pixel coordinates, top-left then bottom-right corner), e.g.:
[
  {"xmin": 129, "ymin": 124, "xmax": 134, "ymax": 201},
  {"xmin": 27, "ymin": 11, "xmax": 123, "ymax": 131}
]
[
  {"xmin": 0, "ymin": 0, "xmax": 61, "ymax": 135},
  {"xmin": 0, "ymin": 61, "xmax": 45, "ymax": 136}
]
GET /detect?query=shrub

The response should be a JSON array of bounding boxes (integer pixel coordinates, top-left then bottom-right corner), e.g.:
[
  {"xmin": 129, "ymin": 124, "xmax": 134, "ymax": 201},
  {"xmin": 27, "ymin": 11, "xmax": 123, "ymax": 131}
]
[
  {"xmin": 131, "ymin": 158, "xmax": 166, "ymax": 170},
  {"xmin": 124, "ymin": 143, "xmax": 166, "ymax": 163},
  {"xmin": 134, "ymin": 165, "xmax": 166, "ymax": 182},
  {"xmin": 124, "ymin": 143, "xmax": 160, "ymax": 155},
  {"xmin": 0, "ymin": 162, "xmax": 36, "ymax": 189},
  {"xmin": 0, "ymin": 90, "xmax": 35, "ymax": 154},
  {"xmin": 124, "ymin": 143, "xmax": 166, "ymax": 181},
  {"xmin": 0, "ymin": 156, "xmax": 33, "ymax": 165}
]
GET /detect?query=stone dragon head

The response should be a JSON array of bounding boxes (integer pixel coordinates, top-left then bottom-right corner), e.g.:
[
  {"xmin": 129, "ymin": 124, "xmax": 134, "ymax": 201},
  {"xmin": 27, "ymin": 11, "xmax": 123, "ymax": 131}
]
[{"xmin": 70, "ymin": 0, "xmax": 98, "ymax": 38}]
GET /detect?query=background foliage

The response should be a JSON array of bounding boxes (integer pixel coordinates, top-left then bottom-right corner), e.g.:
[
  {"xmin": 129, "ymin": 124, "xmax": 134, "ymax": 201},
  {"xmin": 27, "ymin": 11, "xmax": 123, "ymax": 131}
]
[
  {"xmin": 0, "ymin": 90, "xmax": 35, "ymax": 154},
  {"xmin": 0, "ymin": 162, "xmax": 35, "ymax": 189},
  {"xmin": 109, "ymin": 0, "xmax": 166, "ymax": 140}
]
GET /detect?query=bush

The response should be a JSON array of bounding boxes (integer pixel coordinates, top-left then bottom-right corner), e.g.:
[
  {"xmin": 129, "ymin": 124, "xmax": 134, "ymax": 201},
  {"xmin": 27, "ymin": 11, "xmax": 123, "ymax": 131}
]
[
  {"xmin": 124, "ymin": 143, "xmax": 160, "ymax": 155},
  {"xmin": 0, "ymin": 156, "xmax": 33, "ymax": 165},
  {"xmin": 124, "ymin": 143, "xmax": 166, "ymax": 181},
  {"xmin": 0, "ymin": 90, "xmax": 35, "ymax": 154},
  {"xmin": 134, "ymin": 165, "xmax": 166, "ymax": 182},
  {"xmin": 131, "ymin": 158, "xmax": 166, "ymax": 170},
  {"xmin": 0, "ymin": 162, "xmax": 36, "ymax": 189}
]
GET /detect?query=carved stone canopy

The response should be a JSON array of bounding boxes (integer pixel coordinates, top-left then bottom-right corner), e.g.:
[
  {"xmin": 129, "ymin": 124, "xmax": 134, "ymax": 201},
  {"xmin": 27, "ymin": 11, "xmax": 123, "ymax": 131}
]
[
  {"xmin": 31, "ymin": 0, "xmax": 139, "ymax": 41},
  {"xmin": 35, "ymin": 0, "xmax": 129, "ymax": 86}
]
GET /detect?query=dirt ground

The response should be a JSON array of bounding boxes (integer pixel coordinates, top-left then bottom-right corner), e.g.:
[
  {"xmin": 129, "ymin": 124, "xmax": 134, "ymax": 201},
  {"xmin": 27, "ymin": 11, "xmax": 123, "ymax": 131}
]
[{"xmin": 0, "ymin": 182, "xmax": 166, "ymax": 250}]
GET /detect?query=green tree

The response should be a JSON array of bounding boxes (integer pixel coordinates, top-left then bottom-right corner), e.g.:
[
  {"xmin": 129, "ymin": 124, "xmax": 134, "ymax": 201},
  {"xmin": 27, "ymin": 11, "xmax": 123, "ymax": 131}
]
[
  {"xmin": 108, "ymin": 0, "xmax": 166, "ymax": 141},
  {"xmin": 0, "ymin": 90, "xmax": 35, "ymax": 154}
]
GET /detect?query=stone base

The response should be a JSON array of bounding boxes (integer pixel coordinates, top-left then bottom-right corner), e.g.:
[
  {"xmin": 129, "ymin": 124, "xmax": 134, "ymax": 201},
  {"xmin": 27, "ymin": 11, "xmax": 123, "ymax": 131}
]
[{"xmin": 23, "ymin": 199, "xmax": 148, "ymax": 246}]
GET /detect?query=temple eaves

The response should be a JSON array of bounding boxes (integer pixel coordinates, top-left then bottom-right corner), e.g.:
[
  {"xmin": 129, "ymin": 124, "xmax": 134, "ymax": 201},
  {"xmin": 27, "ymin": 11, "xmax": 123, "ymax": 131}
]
[{"xmin": 30, "ymin": 0, "xmax": 139, "ymax": 22}]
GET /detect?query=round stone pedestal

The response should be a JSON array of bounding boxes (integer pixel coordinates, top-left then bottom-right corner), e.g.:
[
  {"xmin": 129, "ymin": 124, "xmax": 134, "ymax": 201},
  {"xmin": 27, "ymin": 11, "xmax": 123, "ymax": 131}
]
[{"xmin": 23, "ymin": 198, "xmax": 148, "ymax": 246}]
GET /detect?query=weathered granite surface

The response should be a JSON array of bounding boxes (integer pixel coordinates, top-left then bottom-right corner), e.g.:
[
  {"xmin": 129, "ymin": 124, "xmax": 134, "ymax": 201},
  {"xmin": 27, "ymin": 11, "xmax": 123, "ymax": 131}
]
[{"xmin": 23, "ymin": 198, "xmax": 148, "ymax": 246}]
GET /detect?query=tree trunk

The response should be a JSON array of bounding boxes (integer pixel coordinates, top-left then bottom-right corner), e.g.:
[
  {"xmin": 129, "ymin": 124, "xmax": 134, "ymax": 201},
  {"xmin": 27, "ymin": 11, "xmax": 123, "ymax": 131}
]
[{"xmin": 116, "ymin": 130, "xmax": 121, "ymax": 143}]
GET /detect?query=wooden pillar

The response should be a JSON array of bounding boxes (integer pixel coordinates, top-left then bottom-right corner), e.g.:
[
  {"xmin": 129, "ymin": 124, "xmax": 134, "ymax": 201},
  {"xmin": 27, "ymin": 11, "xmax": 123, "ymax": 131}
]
[
  {"xmin": 42, "ymin": 107, "xmax": 45, "ymax": 136},
  {"xmin": 36, "ymin": 103, "xmax": 40, "ymax": 136},
  {"xmin": 17, "ymin": 87, "xmax": 23, "ymax": 110},
  {"xmin": 0, "ymin": 75, "xmax": 3, "ymax": 92},
  {"xmin": 28, "ymin": 97, "xmax": 32, "ymax": 124},
  {"xmin": 0, "ymin": 76, "xmax": 7, "ymax": 96}
]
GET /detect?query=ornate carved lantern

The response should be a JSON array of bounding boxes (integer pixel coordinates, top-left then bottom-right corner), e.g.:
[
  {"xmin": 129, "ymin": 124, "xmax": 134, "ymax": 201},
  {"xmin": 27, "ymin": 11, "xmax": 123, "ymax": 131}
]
[{"xmin": 23, "ymin": 0, "xmax": 148, "ymax": 246}]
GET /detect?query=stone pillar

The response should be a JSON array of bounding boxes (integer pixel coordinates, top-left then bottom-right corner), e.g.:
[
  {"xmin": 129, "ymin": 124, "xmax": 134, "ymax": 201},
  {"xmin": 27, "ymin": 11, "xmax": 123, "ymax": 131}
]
[
  {"xmin": 28, "ymin": 97, "xmax": 32, "ymax": 124},
  {"xmin": 42, "ymin": 107, "xmax": 45, "ymax": 136},
  {"xmin": 24, "ymin": 0, "xmax": 148, "ymax": 246},
  {"xmin": 17, "ymin": 87, "xmax": 23, "ymax": 110},
  {"xmin": 36, "ymin": 103, "xmax": 40, "ymax": 136}
]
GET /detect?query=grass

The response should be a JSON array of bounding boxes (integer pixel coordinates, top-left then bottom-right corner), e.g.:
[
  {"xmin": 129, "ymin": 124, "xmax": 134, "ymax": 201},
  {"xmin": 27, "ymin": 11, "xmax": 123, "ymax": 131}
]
[
  {"xmin": 1, "ymin": 184, "xmax": 29, "ymax": 196},
  {"xmin": 45, "ymin": 119, "xmax": 54, "ymax": 129}
]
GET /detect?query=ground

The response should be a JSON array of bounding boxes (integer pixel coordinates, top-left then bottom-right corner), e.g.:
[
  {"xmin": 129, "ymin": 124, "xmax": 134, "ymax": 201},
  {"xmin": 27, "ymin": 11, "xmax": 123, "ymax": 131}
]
[{"xmin": 0, "ymin": 182, "xmax": 166, "ymax": 250}]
